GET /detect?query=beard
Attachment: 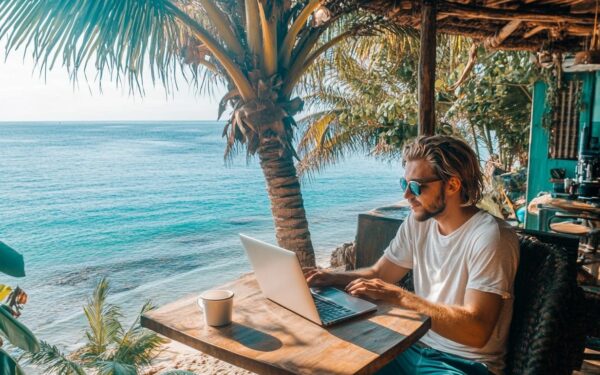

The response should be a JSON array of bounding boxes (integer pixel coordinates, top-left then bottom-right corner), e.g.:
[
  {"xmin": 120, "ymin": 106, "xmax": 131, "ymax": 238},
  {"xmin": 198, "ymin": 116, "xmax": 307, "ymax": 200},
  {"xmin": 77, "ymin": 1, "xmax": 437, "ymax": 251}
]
[{"xmin": 413, "ymin": 188, "xmax": 446, "ymax": 221}]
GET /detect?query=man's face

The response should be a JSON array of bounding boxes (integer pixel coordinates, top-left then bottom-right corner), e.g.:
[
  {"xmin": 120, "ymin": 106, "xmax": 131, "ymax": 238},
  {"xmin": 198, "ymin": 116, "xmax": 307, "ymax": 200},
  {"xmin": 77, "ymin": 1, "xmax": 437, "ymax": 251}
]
[{"xmin": 402, "ymin": 159, "xmax": 446, "ymax": 221}]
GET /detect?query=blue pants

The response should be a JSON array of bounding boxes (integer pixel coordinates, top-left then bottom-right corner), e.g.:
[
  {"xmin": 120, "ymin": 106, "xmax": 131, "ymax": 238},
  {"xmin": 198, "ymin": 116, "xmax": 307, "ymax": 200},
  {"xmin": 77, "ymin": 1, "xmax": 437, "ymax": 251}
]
[{"xmin": 376, "ymin": 344, "xmax": 489, "ymax": 375}]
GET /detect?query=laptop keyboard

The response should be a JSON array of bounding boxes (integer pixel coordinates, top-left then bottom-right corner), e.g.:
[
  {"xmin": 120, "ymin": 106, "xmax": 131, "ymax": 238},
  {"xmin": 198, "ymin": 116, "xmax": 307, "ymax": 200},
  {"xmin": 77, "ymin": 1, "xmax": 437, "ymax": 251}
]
[{"xmin": 312, "ymin": 294, "xmax": 355, "ymax": 324}]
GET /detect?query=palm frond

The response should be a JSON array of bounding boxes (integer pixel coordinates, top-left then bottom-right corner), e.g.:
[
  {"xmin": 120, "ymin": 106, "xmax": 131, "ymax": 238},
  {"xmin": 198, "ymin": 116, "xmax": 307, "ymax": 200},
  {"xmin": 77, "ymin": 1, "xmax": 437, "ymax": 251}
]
[
  {"xmin": 244, "ymin": 0, "xmax": 261, "ymax": 56},
  {"xmin": 94, "ymin": 360, "xmax": 137, "ymax": 375},
  {"xmin": 24, "ymin": 340, "xmax": 86, "ymax": 375},
  {"xmin": 80, "ymin": 278, "xmax": 122, "ymax": 358},
  {"xmin": 0, "ymin": 0, "xmax": 186, "ymax": 94},
  {"xmin": 297, "ymin": 121, "xmax": 374, "ymax": 177},
  {"xmin": 279, "ymin": 0, "xmax": 320, "ymax": 68},
  {"xmin": 284, "ymin": 28, "xmax": 356, "ymax": 96},
  {"xmin": 297, "ymin": 112, "xmax": 336, "ymax": 153},
  {"xmin": 148, "ymin": 1, "xmax": 255, "ymax": 100},
  {"xmin": 258, "ymin": 0, "xmax": 277, "ymax": 76},
  {"xmin": 113, "ymin": 331, "xmax": 165, "ymax": 368},
  {"xmin": 111, "ymin": 301, "xmax": 166, "ymax": 367},
  {"xmin": 196, "ymin": 0, "xmax": 244, "ymax": 59},
  {"xmin": 0, "ymin": 0, "xmax": 254, "ymax": 98}
]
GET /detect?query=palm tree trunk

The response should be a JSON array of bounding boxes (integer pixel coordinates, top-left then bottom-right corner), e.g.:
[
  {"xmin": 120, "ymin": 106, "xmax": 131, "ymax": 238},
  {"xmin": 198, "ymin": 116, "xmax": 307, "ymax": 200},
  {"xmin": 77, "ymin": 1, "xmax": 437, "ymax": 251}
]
[
  {"xmin": 469, "ymin": 121, "xmax": 480, "ymax": 161},
  {"xmin": 506, "ymin": 145, "xmax": 514, "ymax": 170},
  {"xmin": 257, "ymin": 133, "xmax": 316, "ymax": 268},
  {"xmin": 483, "ymin": 124, "xmax": 494, "ymax": 156}
]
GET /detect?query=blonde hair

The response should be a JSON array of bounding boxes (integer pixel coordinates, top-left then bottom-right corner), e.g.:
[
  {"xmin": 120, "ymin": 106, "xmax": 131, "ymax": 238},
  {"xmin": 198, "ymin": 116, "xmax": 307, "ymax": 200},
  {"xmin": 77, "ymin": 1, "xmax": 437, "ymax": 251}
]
[{"xmin": 402, "ymin": 135, "xmax": 483, "ymax": 205}]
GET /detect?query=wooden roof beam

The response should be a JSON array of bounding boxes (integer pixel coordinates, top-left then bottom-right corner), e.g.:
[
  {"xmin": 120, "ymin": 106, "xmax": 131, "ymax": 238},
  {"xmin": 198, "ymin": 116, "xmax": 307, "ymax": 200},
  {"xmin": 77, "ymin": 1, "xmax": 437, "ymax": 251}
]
[
  {"xmin": 484, "ymin": 19, "xmax": 523, "ymax": 48},
  {"xmin": 524, "ymin": 25, "xmax": 547, "ymax": 38},
  {"xmin": 437, "ymin": 1, "xmax": 595, "ymax": 24},
  {"xmin": 484, "ymin": 0, "xmax": 518, "ymax": 6},
  {"xmin": 434, "ymin": 24, "xmax": 577, "ymax": 51}
]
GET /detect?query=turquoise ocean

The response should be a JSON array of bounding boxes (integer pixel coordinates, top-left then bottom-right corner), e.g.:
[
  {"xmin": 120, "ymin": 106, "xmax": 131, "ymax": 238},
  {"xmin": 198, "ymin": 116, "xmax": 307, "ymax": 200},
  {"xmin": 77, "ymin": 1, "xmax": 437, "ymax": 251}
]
[{"xmin": 0, "ymin": 121, "xmax": 404, "ymax": 348}]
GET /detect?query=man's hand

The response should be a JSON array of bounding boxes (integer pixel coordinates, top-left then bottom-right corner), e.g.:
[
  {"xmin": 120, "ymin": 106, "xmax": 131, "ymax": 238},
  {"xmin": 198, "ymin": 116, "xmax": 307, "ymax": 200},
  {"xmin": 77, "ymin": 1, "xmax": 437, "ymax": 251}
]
[
  {"xmin": 303, "ymin": 267, "xmax": 337, "ymax": 287},
  {"xmin": 302, "ymin": 260, "xmax": 401, "ymax": 289},
  {"xmin": 345, "ymin": 278, "xmax": 406, "ymax": 304}
]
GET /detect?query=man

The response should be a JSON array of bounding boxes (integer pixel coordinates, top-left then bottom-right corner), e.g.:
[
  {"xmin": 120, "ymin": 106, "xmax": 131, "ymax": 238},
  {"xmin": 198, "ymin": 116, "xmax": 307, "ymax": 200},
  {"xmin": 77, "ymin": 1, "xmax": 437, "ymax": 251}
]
[{"xmin": 305, "ymin": 135, "xmax": 519, "ymax": 375}]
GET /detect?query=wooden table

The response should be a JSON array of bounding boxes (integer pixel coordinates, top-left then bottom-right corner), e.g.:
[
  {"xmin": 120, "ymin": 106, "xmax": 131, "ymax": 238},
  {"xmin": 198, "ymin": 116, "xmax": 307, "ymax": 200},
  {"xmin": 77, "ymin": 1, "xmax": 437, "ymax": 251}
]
[
  {"xmin": 141, "ymin": 274, "xmax": 431, "ymax": 375},
  {"xmin": 545, "ymin": 198, "xmax": 600, "ymax": 216},
  {"xmin": 533, "ymin": 197, "xmax": 600, "ymax": 232}
]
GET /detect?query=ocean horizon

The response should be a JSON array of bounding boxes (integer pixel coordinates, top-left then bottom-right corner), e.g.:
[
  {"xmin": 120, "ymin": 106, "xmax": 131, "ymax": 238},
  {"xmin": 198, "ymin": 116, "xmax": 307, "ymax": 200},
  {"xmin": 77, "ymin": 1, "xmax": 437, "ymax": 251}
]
[{"xmin": 0, "ymin": 120, "xmax": 406, "ymax": 349}]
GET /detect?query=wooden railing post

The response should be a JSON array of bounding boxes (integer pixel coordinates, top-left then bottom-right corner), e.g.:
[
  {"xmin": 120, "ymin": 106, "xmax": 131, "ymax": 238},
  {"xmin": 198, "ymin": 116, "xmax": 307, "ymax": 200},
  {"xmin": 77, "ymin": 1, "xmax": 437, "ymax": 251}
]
[{"xmin": 418, "ymin": 0, "xmax": 436, "ymax": 136}]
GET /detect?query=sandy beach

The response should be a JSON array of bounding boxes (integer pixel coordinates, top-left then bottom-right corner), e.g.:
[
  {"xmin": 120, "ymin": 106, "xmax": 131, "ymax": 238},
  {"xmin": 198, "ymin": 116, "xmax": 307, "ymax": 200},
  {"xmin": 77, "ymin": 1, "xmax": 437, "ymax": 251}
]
[{"xmin": 143, "ymin": 339, "xmax": 253, "ymax": 375}]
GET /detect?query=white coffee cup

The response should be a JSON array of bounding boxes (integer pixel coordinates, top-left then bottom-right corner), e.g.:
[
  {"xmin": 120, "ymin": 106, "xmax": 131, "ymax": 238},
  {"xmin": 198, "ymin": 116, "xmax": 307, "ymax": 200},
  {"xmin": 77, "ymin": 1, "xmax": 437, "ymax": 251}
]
[{"xmin": 198, "ymin": 289, "xmax": 234, "ymax": 327}]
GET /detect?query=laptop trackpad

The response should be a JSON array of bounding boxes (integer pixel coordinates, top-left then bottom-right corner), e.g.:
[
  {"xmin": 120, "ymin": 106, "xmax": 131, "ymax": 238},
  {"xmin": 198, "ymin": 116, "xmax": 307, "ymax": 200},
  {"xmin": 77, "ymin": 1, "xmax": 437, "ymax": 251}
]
[{"xmin": 311, "ymin": 286, "xmax": 377, "ymax": 313}]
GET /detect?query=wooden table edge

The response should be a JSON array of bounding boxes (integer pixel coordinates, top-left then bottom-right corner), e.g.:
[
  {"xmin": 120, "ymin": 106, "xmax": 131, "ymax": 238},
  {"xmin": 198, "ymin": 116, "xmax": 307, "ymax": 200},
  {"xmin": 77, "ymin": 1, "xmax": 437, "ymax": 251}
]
[{"xmin": 142, "ymin": 313, "xmax": 431, "ymax": 375}]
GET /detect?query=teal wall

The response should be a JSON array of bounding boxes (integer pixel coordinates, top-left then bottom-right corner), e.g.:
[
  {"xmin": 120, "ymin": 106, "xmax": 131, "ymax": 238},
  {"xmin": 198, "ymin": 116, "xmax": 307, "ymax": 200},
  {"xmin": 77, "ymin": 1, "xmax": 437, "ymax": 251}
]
[
  {"xmin": 524, "ymin": 73, "xmax": 595, "ymax": 229},
  {"xmin": 592, "ymin": 73, "xmax": 600, "ymax": 143}
]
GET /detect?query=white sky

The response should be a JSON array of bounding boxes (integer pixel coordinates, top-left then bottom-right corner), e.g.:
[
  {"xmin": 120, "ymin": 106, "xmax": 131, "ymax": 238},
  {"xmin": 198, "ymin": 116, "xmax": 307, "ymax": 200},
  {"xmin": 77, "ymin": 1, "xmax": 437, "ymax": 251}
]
[{"xmin": 0, "ymin": 47, "xmax": 226, "ymax": 122}]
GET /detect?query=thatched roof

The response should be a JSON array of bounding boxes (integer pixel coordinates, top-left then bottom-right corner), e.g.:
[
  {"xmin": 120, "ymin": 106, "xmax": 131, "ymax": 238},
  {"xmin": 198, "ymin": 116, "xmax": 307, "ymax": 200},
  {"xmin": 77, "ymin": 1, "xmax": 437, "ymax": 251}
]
[{"xmin": 362, "ymin": 1, "xmax": 598, "ymax": 52}]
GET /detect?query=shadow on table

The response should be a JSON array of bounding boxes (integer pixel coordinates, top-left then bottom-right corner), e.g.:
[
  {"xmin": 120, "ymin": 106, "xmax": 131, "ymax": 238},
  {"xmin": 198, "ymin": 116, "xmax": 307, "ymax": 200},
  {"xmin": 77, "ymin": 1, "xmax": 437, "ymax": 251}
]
[
  {"xmin": 327, "ymin": 307, "xmax": 428, "ymax": 355},
  {"xmin": 218, "ymin": 322, "xmax": 283, "ymax": 352}
]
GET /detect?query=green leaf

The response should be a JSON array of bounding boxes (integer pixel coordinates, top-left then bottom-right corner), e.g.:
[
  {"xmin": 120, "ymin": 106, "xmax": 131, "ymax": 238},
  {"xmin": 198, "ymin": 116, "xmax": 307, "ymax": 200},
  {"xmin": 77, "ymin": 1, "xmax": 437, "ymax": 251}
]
[
  {"xmin": 0, "ymin": 242, "xmax": 25, "ymax": 278},
  {"xmin": 81, "ymin": 278, "xmax": 122, "ymax": 356},
  {"xmin": 0, "ymin": 285, "xmax": 13, "ymax": 301},
  {"xmin": 0, "ymin": 305, "xmax": 40, "ymax": 353},
  {"xmin": 0, "ymin": 348, "xmax": 26, "ymax": 375},
  {"xmin": 94, "ymin": 360, "xmax": 136, "ymax": 375},
  {"xmin": 24, "ymin": 340, "xmax": 86, "ymax": 375}
]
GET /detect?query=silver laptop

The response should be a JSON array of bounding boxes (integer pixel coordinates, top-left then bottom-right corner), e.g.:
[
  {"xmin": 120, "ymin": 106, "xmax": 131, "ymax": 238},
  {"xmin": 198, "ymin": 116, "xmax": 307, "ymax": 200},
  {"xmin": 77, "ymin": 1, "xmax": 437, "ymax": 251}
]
[{"xmin": 239, "ymin": 234, "xmax": 377, "ymax": 326}]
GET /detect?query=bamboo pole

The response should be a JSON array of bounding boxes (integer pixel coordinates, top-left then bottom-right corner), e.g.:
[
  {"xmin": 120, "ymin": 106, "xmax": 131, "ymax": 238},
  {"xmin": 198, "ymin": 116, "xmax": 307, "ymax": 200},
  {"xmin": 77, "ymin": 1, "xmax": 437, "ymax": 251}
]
[
  {"xmin": 484, "ymin": 20, "xmax": 522, "ymax": 48},
  {"xmin": 419, "ymin": 0, "xmax": 436, "ymax": 136},
  {"xmin": 438, "ymin": 1, "xmax": 594, "ymax": 24}
]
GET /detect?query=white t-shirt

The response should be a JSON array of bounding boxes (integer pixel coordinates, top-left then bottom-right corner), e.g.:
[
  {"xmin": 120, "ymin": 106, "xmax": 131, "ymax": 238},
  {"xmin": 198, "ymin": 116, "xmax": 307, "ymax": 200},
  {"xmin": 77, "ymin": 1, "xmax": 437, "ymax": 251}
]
[{"xmin": 383, "ymin": 210, "xmax": 519, "ymax": 375}]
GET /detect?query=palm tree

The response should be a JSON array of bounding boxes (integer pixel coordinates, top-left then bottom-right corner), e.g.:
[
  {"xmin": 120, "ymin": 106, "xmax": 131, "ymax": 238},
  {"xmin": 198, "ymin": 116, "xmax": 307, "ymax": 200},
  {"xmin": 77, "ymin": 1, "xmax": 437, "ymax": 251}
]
[
  {"xmin": 25, "ymin": 278, "xmax": 165, "ymax": 375},
  {"xmin": 0, "ymin": 0, "xmax": 378, "ymax": 267}
]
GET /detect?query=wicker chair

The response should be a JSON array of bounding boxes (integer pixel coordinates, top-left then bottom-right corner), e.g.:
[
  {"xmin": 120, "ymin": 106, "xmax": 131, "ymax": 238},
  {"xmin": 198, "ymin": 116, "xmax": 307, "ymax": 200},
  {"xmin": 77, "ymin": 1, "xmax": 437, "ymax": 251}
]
[
  {"xmin": 505, "ymin": 235, "xmax": 585, "ymax": 374},
  {"xmin": 398, "ymin": 233, "xmax": 586, "ymax": 374}
]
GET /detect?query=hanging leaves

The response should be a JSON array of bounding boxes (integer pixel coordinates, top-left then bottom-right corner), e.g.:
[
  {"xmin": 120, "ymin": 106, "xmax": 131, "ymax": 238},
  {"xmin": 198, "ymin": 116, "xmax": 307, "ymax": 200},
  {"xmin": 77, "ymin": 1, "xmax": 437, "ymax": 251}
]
[
  {"xmin": 0, "ymin": 242, "xmax": 25, "ymax": 278},
  {"xmin": 0, "ymin": 305, "xmax": 40, "ymax": 353}
]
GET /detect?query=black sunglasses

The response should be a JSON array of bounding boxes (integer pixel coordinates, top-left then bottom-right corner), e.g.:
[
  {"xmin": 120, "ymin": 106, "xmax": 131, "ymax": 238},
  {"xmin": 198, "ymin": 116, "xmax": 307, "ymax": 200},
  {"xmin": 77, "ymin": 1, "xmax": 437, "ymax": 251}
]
[{"xmin": 400, "ymin": 177, "xmax": 442, "ymax": 196}]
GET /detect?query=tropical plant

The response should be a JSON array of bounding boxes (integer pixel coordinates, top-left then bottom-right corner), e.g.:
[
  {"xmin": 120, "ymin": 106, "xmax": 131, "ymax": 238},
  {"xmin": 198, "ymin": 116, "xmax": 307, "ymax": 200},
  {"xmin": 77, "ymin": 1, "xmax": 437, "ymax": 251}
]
[
  {"xmin": 297, "ymin": 27, "xmax": 420, "ymax": 175},
  {"xmin": 0, "ymin": 0, "xmax": 381, "ymax": 267},
  {"xmin": 24, "ymin": 278, "xmax": 165, "ymax": 375},
  {"xmin": 0, "ymin": 241, "xmax": 41, "ymax": 375},
  {"xmin": 446, "ymin": 51, "xmax": 540, "ymax": 169},
  {"xmin": 298, "ymin": 29, "xmax": 542, "ymax": 174},
  {"xmin": 296, "ymin": 31, "xmax": 472, "ymax": 174}
]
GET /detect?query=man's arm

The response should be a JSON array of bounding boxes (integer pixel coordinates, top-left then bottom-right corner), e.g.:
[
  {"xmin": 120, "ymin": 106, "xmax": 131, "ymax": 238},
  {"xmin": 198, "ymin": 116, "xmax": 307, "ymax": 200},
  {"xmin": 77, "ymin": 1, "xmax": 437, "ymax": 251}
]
[
  {"xmin": 346, "ymin": 279, "xmax": 503, "ymax": 348},
  {"xmin": 305, "ymin": 256, "xmax": 410, "ymax": 288}
]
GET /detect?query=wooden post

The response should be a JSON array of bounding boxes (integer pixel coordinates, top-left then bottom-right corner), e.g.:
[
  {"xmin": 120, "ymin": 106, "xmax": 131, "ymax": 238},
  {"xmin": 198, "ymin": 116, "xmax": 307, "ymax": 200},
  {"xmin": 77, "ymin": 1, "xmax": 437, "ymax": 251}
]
[{"xmin": 418, "ymin": 0, "xmax": 436, "ymax": 136}]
